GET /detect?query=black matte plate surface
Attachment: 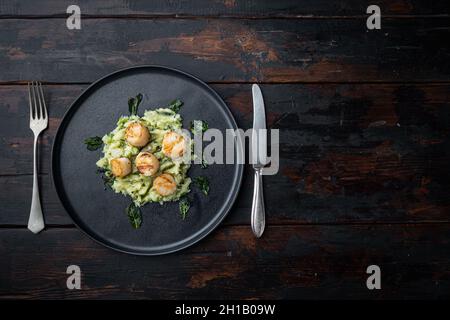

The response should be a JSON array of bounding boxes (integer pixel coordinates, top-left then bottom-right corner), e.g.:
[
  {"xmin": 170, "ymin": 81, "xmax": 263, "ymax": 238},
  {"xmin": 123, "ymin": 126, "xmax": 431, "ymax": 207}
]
[{"xmin": 52, "ymin": 66, "xmax": 243, "ymax": 255}]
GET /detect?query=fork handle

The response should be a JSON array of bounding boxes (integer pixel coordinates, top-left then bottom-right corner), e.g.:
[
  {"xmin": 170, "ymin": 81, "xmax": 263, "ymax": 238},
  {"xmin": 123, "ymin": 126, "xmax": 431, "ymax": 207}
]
[
  {"xmin": 251, "ymin": 168, "xmax": 265, "ymax": 238},
  {"xmin": 28, "ymin": 134, "xmax": 45, "ymax": 233}
]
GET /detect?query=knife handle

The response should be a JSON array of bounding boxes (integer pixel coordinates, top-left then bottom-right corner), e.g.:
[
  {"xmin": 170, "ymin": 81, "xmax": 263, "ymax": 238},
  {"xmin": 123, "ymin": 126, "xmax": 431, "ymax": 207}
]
[{"xmin": 251, "ymin": 168, "xmax": 265, "ymax": 238}]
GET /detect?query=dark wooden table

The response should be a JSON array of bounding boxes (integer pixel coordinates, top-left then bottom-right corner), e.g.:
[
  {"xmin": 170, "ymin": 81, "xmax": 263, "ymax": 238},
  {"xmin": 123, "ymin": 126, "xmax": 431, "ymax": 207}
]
[{"xmin": 1, "ymin": 1, "xmax": 449, "ymax": 299}]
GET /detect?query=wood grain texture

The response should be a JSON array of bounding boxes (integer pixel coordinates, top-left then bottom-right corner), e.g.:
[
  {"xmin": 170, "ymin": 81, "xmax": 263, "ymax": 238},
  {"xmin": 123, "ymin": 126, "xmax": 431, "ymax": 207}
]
[
  {"xmin": 1, "ymin": 84, "xmax": 448, "ymax": 225},
  {"xmin": 0, "ymin": 0, "xmax": 449, "ymax": 17},
  {"xmin": 1, "ymin": 225, "xmax": 449, "ymax": 299},
  {"xmin": 0, "ymin": 18, "xmax": 449, "ymax": 83},
  {"xmin": 1, "ymin": 2, "xmax": 449, "ymax": 300}
]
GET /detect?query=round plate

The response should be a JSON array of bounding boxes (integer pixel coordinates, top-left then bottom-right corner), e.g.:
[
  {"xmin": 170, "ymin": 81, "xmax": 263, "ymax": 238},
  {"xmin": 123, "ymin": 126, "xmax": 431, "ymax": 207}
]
[{"xmin": 52, "ymin": 65, "xmax": 243, "ymax": 255}]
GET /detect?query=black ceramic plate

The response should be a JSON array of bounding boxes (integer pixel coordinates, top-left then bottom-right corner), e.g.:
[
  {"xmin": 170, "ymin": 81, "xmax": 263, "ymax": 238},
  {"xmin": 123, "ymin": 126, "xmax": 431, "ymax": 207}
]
[{"xmin": 52, "ymin": 66, "xmax": 243, "ymax": 255}]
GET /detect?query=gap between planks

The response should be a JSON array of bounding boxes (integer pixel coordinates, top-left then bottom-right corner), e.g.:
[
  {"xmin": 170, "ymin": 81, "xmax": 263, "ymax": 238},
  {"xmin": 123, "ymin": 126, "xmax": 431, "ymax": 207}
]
[
  {"xmin": 2, "ymin": 221, "xmax": 450, "ymax": 229},
  {"xmin": 0, "ymin": 14, "xmax": 449, "ymax": 20},
  {"xmin": 2, "ymin": 81, "xmax": 450, "ymax": 86}
]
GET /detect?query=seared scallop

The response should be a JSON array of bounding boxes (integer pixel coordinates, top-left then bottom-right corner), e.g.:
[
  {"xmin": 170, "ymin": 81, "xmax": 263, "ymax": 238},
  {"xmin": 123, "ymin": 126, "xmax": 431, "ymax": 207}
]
[
  {"xmin": 153, "ymin": 173, "xmax": 177, "ymax": 196},
  {"xmin": 162, "ymin": 131, "xmax": 186, "ymax": 159},
  {"xmin": 110, "ymin": 157, "xmax": 131, "ymax": 178},
  {"xmin": 125, "ymin": 122, "xmax": 150, "ymax": 147},
  {"xmin": 135, "ymin": 152, "xmax": 160, "ymax": 176}
]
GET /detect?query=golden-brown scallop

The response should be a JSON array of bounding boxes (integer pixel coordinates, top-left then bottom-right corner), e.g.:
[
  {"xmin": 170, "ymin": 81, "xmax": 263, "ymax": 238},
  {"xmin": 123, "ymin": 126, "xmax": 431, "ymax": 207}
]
[
  {"xmin": 125, "ymin": 122, "xmax": 150, "ymax": 147},
  {"xmin": 135, "ymin": 152, "xmax": 160, "ymax": 176},
  {"xmin": 162, "ymin": 131, "xmax": 186, "ymax": 159},
  {"xmin": 153, "ymin": 173, "xmax": 177, "ymax": 196},
  {"xmin": 110, "ymin": 157, "xmax": 131, "ymax": 178}
]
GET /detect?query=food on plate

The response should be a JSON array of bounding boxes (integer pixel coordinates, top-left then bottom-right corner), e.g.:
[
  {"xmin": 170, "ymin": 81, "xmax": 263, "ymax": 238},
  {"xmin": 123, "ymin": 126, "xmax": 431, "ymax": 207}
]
[
  {"xmin": 96, "ymin": 105, "xmax": 191, "ymax": 207},
  {"xmin": 88, "ymin": 95, "xmax": 210, "ymax": 228},
  {"xmin": 125, "ymin": 122, "xmax": 150, "ymax": 147},
  {"xmin": 153, "ymin": 173, "xmax": 177, "ymax": 196},
  {"xmin": 110, "ymin": 157, "xmax": 132, "ymax": 177},
  {"xmin": 135, "ymin": 151, "xmax": 159, "ymax": 176},
  {"xmin": 162, "ymin": 131, "xmax": 187, "ymax": 159}
]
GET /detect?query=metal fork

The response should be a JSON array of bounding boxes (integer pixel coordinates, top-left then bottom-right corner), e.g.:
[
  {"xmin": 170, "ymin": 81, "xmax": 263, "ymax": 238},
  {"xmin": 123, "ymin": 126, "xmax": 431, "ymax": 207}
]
[{"xmin": 28, "ymin": 81, "xmax": 48, "ymax": 233}]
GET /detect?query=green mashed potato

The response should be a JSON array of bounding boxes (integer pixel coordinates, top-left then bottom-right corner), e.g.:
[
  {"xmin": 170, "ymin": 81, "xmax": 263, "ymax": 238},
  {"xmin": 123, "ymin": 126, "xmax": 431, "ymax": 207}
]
[{"xmin": 96, "ymin": 108, "xmax": 191, "ymax": 206}]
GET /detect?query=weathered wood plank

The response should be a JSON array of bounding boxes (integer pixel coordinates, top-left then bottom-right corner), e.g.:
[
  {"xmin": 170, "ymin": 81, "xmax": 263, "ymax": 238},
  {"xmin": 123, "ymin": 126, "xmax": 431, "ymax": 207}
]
[
  {"xmin": 0, "ymin": 225, "xmax": 449, "ymax": 299},
  {"xmin": 0, "ymin": 18, "xmax": 449, "ymax": 83},
  {"xmin": 0, "ymin": 174, "xmax": 68, "ymax": 225},
  {"xmin": 0, "ymin": 0, "xmax": 448, "ymax": 17},
  {"xmin": 1, "ymin": 84, "xmax": 449, "ymax": 225},
  {"xmin": 1, "ymin": 84, "xmax": 449, "ymax": 175}
]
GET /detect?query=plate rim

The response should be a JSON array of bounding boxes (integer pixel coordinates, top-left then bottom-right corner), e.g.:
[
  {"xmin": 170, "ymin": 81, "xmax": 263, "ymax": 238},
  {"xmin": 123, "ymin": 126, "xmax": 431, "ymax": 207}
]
[{"xmin": 51, "ymin": 65, "xmax": 244, "ymax": 256}]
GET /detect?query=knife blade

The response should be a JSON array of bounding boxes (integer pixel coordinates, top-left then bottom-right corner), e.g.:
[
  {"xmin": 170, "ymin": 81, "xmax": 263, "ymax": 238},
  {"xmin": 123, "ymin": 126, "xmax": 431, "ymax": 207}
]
[
  {"xmin": 252, "ymin": 84, "xmax": 267, "ymax": 168},
  {"xmin": 251, "ymin": 84, "xmax": 266, "ymax": 238}
]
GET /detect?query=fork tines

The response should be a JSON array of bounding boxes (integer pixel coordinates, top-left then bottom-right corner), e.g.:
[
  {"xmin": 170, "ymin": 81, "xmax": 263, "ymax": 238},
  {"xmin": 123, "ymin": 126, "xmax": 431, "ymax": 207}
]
[{"xmin": 28, "ymin": 81, "xmax": 48, "ymax": 122}]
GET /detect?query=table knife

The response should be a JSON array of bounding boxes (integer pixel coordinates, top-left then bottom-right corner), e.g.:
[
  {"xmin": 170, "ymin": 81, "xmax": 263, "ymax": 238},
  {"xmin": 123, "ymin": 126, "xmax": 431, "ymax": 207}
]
[{"xmin": 251, "ymin": 84, "xmax": 267, "ymax": 238}]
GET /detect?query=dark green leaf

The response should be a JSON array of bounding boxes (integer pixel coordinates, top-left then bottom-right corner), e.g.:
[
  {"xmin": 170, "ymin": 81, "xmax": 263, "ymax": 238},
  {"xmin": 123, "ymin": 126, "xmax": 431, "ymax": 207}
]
[
  {"xmin": 97, "ymin": 168, "xmax": 115, "ymax": 189},
  {"xmin": 201, "ymin": 157, "xmax": 208, "ymax": 169},
  {"xmin": 128, "ymin": 93, "xmax": 143, "ymax": 116},
  {"xmin": 167, "ymin": 99, "xmax": 183, "ymax": 113},
  {"xmin": 156, "ymin": 109, "xmax": 175, "ymax": 116},
  {"xmin": 194, "ymin": 176, "xmax": 209, "ymax": 195},
  {"xmin": 190, "ymin": 120, "xmax": 208, "ymax": 135},
  {"xmin": 179, "ymin": 197, "xmax": 190, "ymax": 219},
  {"xmin": 126, "ymin": 203, "xmax": 142, "ymax": 229},
  {"xmin": 84, "ymin": 136, "xmax": 103, "ymax": 151}
]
